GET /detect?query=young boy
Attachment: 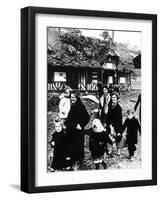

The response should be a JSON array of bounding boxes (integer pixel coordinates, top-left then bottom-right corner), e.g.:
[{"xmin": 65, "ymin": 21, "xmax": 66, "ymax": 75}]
[{"xmin": 122, "ymin": 109, "xmax": 141, "ymax": 161}]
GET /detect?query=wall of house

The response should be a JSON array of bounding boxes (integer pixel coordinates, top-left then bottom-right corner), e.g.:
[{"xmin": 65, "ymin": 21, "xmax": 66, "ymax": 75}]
[
  {"xmin": 48, "ymin": 67, "xmax": 133, "ymax": 92},
  {"xmin": 131, "ymin": 69, "xmax": 141, "ymax": 90},
  {"xmin": 117, "ymin": 72, "xmax": 131, "ymax": 91}
]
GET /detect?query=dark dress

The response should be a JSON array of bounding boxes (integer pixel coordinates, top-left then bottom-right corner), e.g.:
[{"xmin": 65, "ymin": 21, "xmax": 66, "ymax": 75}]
[
  {"xmin": 50, "ymin": 130, "xmax": 67, "ymax": 170},
  {"xmin": 88, "ymin": 129, "xmax": 108, "ymax": 159},
  {"xmin": 65, "ymin": 99, "xmax": 90, "ymax": 165},
  {"xmin": 99, "ymin": 95, "xmax": 110, "ymax": 125},
  {"xmin": 122, "ymin": 117, "xmax": 141, "ymax": 156},
  {"xmin": 107, "ymin": 103, "xmax": 123, "ymax": 143}
]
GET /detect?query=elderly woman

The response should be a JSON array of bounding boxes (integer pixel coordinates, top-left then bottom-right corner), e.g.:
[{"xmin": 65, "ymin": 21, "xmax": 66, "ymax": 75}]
[{"xmin": 65, "ymin": 89, "xmax": 90, "ymax": 170}]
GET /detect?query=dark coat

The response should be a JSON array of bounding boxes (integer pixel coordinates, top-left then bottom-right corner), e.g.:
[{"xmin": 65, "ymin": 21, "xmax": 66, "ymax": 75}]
[
  {"xmin": 84, "ymin": 128, "xmax": 111, "ymax": 159},
  {"xmin": 65, "ymin": 99, "xmax": 90, "ymax": 164},
  {"xmin": 107, "ymin": 103, "xmax": 122, "ymax": 132},
  {"xmin": 106, "ymin": 103, "xmax": 123, "ymax": 142},
  {"xmin": 50, "ymin": 130, "xmax": 67, "ymax": 170},
  {"xmin": 99, "ymin": 95, "xmax": 110, "ymax": 125},
  {"xmin": 89, "ymin": 129, "xmax": 108, "ymax": 159},
  {"xmin": 122, "ymin": 117, "xmax": 141, "ymax": 144},
  {"xmin": 65, "ymin": 99, "xmax": 90, "ymax": 131}
]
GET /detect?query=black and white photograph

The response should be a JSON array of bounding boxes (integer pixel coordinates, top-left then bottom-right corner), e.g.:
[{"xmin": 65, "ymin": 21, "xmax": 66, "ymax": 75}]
[
  {"xmin": 47, "ymin": 27, "xmax": 142, "ymax": 172},
  {"xmin": 20, "ymin": 6, "xmax": 157, "ymax": 193}
]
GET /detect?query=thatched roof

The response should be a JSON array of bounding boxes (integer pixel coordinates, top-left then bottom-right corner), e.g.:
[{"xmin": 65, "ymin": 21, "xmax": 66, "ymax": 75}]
[
  {"xmin": 115, "ymin": 43, "xmax": 134, "ymax": 71},
  {"xmin": 133, "ymin": 54, "xmax": 141, "ymax": 69},
  {"xmin": 48, "ymin": 28, "xmax": 135, "ymax": 71}
]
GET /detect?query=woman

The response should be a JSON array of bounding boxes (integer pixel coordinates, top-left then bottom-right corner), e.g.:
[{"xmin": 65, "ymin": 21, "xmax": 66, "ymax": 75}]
[
  {"xmin": 99, "ymin": 85, "xmax": 111, "ymax": 126},
  {"xmin": 107, "ymin": 91, "xmax": 123, "ymax": 154},
  {"xmin": 65, "ymin": 89, "xmax": 90, "ymax": 170},
  {"xmin": 97, "ymin": 81, "xmax": 103, "ymax": 98}
]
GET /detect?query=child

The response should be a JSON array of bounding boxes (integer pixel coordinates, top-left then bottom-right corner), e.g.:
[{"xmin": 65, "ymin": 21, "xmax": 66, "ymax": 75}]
[
  {"xmin": 59, "ymin": 86, "xmax": 71, "ymax": 121},
  {"xmin": 50, "ymin": 121, "xmax": 69, "ymax": 171},
  {"xmin": 122, "ymin": 109, "xmax": 141, "ymax": 161},
  {"xmin": 86, "ymin": 119, "xmax": 109, "ymax": 169}
]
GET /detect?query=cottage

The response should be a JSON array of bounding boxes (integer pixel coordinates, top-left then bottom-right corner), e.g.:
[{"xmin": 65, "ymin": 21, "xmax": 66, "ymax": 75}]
[
  {"xmin": 47, "ymin": 28, "xmax": 135, "ymax": 93},
  {"xmin": 48, "ymin": 54, "xmax": 119, "ymax": 92},
  {"xmin": 48, "ymin": 57, "xmax": 132, "ymax": 92}
]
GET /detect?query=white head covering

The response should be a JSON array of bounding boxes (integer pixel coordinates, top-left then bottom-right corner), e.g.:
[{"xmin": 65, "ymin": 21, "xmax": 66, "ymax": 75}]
[{"xmin": 92, "ymin": 119, "xmax": 105, "ymax": 132}]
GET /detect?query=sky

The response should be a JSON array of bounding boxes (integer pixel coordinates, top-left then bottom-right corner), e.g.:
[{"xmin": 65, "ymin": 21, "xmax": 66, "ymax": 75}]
[{"xmin": 81, "ymin": 29, "xmax": 142, "ymax": 50}]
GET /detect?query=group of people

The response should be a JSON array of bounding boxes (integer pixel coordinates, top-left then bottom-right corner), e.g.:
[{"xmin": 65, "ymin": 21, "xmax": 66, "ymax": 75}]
[{"xmin": 50, "ymin": 84, "xmax": 141, "ymax": 171}]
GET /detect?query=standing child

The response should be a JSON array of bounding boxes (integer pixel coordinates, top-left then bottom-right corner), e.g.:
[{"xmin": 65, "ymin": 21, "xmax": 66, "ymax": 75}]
[
  {"xmin": 122, "ymin": 109, "xmax": 141, "ymax": 161},
  {"xmin": 50, "ymin": 121, "xmax": 68, "ymax": 171},
  {"xmin": 87, "ymin": 119, "xmax": 109, "ymax": 169},
  {"xmin": 59, "ymin": 86, "xmax": 71, "ymax": 122}
]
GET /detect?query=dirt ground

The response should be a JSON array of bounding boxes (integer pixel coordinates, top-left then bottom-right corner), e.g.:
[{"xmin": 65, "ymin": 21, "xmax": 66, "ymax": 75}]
[{"xmin": 47, "ymin": 90, "xmax": 141, "ymax": 172}]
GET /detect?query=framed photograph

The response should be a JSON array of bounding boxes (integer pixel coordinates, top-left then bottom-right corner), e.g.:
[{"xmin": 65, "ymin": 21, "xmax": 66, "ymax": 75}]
[{"xmin": 21, "ymin": 6, "xmax": 157, "ymax": 193}]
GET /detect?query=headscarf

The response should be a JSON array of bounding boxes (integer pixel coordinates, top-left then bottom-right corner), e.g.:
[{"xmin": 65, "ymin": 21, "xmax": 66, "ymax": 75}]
[{"xmin": 92, "ymin": 119, "xmax": 105, "ymax": 132}]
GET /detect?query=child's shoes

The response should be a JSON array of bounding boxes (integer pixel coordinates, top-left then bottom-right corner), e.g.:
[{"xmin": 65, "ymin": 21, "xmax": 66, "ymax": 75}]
[
  {"xmin": 50, "ymin": 168, "xmax": 55, "ymax": 172},
  {"xmin": 130, "ymin": 156, "xmax": 135, "ymax": 161}
]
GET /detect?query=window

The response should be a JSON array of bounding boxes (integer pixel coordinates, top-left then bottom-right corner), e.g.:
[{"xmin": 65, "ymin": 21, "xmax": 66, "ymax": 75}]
[
  {"xmin": 103, "ymin": 63, "xmax": 114, "ymax": 69},
  {"xmin": 92, "ymin": 71, "xmax": 98, "ymax": 83},
  {"xmin": 108, "ymin": 76, "xmax": 113, "ymax": 83},
  {"xmin": 120, "ymin": 77, "xmax": 126, "ymax": 84},
  {"xmin": 54, "ymin": 72, "xmax": 66, "ymax": 82}
]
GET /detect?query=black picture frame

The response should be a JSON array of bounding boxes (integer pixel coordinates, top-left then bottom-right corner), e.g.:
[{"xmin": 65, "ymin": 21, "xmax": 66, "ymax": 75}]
[{"xmin": 21, "ymin": 6, "xmax": 157, "ymax": 193}]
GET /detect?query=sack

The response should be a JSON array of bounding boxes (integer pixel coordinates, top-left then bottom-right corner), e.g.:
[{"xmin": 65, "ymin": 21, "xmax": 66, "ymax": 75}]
[{"xmin": 117, "ymin": 135, "xmax": 127, "ymax": 149}]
